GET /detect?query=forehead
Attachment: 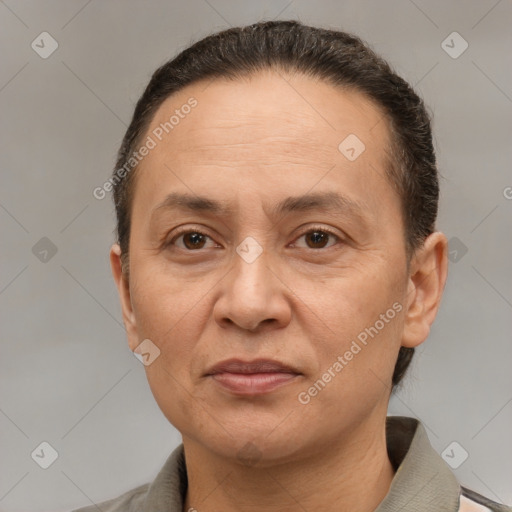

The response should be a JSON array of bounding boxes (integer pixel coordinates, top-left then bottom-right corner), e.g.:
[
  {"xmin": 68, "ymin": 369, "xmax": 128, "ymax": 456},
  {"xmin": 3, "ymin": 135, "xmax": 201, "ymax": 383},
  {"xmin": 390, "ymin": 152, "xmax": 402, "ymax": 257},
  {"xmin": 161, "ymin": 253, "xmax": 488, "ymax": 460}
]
[
  {"xmin": 146, "ymin": 70, "xmax": 391, "ymax": 161},
  {"xmin": 133, "ymin": 69, "xmax": 397, "ymax": 217}
]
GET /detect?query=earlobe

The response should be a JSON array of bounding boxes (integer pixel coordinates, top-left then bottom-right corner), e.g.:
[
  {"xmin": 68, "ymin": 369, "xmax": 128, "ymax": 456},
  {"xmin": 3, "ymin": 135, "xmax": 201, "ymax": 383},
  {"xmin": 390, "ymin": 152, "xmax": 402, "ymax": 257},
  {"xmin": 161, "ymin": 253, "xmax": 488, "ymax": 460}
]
[
  {"xmin": 110, "ymin": 244, "xmax": 139, "ymax": 351},
  {"xmin": 401, "ymin": 232, "xmax": 448, "ymax": 348}
]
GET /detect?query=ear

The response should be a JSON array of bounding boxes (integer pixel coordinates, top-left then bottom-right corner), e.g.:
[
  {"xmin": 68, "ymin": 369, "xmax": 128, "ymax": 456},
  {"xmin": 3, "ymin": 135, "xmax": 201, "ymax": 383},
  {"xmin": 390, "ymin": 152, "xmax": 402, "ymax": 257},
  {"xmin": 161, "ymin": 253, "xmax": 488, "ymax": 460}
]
[
  {"xmin": 401, "ymin": 232, "xmax": 448, "ymax": 348},
  {"xmin": 110, "ymin": 244, "xmax": 139, "ymax": 351}
]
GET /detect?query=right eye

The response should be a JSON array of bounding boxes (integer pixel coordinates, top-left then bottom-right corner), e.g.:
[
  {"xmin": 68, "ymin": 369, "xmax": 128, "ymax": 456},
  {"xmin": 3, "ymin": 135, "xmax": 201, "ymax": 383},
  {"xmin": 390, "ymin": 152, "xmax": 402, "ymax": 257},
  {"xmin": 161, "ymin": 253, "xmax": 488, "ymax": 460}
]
[{"xmin": 166, "ymin": 228, "xmax": 218, "ymax": 251}]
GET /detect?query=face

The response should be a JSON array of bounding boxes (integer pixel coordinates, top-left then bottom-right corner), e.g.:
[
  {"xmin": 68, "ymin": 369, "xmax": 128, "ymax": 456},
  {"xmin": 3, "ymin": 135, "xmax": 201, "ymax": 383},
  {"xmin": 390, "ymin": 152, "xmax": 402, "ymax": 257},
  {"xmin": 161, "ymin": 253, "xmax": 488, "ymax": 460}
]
[{"xmin": 111, "ymin": 70, "xmax": 443, "ymax": 465}]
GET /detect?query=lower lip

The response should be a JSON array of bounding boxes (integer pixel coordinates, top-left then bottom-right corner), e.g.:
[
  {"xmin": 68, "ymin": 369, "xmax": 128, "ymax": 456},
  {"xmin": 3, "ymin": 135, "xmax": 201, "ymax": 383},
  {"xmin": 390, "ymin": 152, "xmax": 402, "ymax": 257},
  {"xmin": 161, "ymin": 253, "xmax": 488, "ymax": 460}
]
[{"xmin": 210, "ymin": 372, "xmax": 299, "ymax": 395}]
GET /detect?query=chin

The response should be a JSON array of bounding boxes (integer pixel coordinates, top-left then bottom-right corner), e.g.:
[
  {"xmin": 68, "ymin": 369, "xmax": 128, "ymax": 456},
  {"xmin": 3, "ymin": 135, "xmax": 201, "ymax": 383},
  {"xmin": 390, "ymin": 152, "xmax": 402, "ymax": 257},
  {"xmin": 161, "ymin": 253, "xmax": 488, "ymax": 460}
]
[
  {"xmin": 214, "ymin": 434, "xmax": 306, "ymax": 468},
  {"xmin": 195, "ymin": 415, "xmax": 319, "ymax": 467}
]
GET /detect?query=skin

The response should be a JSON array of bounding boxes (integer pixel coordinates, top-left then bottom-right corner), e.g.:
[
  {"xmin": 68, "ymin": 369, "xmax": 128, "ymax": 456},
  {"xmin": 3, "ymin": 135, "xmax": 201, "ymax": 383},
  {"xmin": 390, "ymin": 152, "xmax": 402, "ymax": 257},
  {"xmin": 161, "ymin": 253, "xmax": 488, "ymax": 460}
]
[{"xmin": 110, "ymin": 69, "xmax": 448, "ymax": 512}]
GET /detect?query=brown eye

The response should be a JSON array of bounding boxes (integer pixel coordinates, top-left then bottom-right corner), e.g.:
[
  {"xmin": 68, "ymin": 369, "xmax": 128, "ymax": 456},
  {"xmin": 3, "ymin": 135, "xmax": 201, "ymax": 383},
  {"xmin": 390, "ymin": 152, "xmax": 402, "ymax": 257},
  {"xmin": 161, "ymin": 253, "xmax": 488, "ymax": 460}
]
[
  {"xmin": 182, "ymin": 232, "xmax": 207, "ymax": 250},
  {"xmin": 168, "ymin": 229, "xmax": 215, "ymax": 251},
  {"xmin": 293, "ymin": 228, "xmax": 341, "ymax": 250},
  {"xmin": 305, "ymin": 231, "xmax": 330, "ymax": 249}
]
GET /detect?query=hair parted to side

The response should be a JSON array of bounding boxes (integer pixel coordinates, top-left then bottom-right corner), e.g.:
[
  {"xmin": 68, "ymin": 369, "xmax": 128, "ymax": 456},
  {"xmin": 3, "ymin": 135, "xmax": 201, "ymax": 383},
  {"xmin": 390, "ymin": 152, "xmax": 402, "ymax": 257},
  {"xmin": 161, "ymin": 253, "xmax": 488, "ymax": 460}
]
[{"xmin": 111, "ymin": 20, "xmax": 439, "ymax": 390}]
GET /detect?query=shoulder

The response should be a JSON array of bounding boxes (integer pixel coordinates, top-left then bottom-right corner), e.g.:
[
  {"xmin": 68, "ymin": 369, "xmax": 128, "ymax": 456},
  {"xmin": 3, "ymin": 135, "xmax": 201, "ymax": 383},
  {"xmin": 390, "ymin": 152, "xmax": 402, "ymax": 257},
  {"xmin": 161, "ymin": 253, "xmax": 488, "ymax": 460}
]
[
  {"xmin": 70, "ymin": 443, "xmax": 186, "ymax": 512},
  {"xmin": 459, "ymin": 486, "xmax": 512, "ymax": 512},
  {"xmin": 70, "ymin": 482, "xmax": 150, "ymax": 512}
]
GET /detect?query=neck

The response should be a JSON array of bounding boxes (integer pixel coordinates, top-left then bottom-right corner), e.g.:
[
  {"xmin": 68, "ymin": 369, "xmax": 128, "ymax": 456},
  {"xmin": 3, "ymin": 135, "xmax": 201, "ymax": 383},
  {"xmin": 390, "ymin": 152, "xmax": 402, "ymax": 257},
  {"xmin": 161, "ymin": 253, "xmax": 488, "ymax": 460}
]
[{"xmin": 182, "ymin": 416, "xmax": 395, "ymax": 512}]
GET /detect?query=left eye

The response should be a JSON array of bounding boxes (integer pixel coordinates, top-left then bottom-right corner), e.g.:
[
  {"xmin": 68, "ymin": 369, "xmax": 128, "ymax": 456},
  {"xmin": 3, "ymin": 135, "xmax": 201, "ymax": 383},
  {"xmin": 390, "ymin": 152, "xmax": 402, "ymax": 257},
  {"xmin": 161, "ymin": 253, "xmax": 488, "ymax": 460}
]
[
  {"xmin": 170, "ymin": 230, "xmax": 215, "ymax": 250},
  {"xmin": 292, "ymin": 229, "xmax": 340, "ymax": 249}
]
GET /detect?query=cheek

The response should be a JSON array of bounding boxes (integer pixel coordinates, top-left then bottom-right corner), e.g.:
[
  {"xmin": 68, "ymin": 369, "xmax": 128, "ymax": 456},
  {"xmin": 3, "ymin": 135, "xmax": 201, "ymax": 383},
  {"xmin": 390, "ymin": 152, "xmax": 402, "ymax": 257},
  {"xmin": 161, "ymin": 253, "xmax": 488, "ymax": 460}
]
[
  {"xmin": 321, "ymin": 268, "xmax": 400, "ymax": 334},
  {"xmin": 129, "ymin": 260, "xmax": 206, "ymax": 375},
  {"xmin": 144, "ymin": 362, "xmax": 201, "ymax": 435},
  {"xmin": 132, "ymin": 272, "xmax": 206, "ymax": 430},
  {"xmin": 131, "ymin": 253, "xmax": 190, "ymax": 327},
  {"xmin": 310, "ymin": 266, "xmax": 405, "ymax": 388}
]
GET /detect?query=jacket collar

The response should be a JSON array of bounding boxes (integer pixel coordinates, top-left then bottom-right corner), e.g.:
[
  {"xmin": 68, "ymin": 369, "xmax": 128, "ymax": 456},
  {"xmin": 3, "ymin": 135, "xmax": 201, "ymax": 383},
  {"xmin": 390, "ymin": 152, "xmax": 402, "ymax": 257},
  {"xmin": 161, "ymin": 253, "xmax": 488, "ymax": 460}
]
[{"xmin": 375, "ymin": 416, "xmax": 460, "ymax": 511}]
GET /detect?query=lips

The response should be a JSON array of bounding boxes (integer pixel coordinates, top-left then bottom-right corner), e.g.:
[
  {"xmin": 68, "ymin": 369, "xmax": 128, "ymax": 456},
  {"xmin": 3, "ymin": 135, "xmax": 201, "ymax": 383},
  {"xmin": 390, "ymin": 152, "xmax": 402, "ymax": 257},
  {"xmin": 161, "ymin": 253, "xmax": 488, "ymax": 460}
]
[
  {"xmin": 206, "ymin": 359, "xmax": 298, "ymax": 375},
  {"xmin": 205, "ymin": 358, "xmax": 301, "ymax": 395}
]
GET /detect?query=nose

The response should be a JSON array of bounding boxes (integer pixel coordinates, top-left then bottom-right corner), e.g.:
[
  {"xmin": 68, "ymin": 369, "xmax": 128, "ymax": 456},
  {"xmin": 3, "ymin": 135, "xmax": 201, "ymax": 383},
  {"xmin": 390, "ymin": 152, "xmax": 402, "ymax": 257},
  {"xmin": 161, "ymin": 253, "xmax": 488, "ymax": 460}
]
[{"xmin": 213, "ymin": 247, "xmax": 292, "ymax": 333}]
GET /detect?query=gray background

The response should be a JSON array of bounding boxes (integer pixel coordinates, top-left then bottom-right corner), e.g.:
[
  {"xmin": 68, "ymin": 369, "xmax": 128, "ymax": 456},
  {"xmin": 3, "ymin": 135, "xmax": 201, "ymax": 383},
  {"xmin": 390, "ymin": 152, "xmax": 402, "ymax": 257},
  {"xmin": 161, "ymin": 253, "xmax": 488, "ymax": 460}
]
[{"xmin": 0, "ymin": 1, "xmax": 511, "ymax": 510}]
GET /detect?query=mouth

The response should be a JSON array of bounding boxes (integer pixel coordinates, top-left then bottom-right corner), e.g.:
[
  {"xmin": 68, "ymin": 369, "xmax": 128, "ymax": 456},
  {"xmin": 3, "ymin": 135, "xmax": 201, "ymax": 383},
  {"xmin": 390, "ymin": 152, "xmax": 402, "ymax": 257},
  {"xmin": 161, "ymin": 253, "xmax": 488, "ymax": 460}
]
[{"xmin": 204, "ymin": 358, "xmax": 301, "ymax": 396}]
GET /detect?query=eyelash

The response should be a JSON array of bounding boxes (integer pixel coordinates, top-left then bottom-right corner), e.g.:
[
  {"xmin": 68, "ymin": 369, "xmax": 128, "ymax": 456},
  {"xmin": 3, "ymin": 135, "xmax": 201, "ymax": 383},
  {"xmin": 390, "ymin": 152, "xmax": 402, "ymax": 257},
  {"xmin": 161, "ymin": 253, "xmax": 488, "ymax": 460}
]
[{"xmin": 166, "ymin": 225, "xmax": 343, "ymax": 251}]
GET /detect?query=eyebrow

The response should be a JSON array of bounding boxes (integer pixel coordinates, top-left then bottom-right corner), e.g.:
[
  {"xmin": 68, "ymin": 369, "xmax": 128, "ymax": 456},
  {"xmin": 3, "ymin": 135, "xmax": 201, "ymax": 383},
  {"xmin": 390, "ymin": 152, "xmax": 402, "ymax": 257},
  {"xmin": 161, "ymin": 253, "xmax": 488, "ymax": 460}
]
[{"xmin": 151, "ymin": 191, "xmax": 370, "ymax": 225}]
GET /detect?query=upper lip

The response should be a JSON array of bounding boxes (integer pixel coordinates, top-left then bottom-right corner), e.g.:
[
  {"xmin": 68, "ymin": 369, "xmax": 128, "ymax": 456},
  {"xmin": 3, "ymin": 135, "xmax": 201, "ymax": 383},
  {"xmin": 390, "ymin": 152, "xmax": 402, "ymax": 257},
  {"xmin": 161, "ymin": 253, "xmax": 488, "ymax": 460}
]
[{"xmin": 205, "ymin": 358, "xmax": 300, "ymax": 376}]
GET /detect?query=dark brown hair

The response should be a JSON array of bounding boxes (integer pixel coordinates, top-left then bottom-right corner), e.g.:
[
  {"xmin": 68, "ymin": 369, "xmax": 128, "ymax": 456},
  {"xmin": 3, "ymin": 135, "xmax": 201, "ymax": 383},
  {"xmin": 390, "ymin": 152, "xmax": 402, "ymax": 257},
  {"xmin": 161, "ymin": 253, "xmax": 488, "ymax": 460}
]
[{"xmin": 112, "ymin": 20, "xmax": 439, "ymax": 390}]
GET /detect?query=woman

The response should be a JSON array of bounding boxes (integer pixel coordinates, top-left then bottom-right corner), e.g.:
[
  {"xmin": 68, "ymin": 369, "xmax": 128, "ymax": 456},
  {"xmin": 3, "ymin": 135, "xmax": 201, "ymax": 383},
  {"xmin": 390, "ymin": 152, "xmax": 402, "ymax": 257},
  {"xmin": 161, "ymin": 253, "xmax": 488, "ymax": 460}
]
[{"xmin": 74, "ymin": 20, "xmax": 511, "ymax": 512}]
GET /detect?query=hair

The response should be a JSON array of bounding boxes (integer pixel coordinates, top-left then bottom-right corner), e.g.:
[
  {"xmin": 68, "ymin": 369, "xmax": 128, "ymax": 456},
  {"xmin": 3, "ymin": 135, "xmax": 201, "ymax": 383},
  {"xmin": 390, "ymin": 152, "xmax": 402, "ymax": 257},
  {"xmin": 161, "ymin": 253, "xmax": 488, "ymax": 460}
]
[{"xmin": 111, "ymin": 20, "xmax": 439, "ymax": 390}]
